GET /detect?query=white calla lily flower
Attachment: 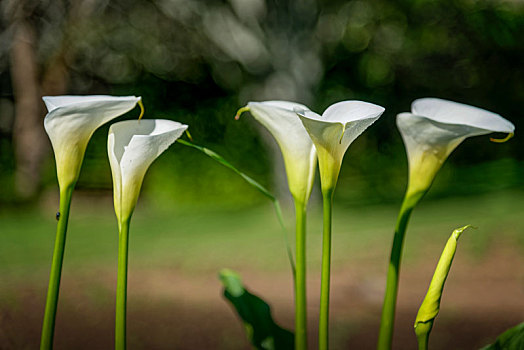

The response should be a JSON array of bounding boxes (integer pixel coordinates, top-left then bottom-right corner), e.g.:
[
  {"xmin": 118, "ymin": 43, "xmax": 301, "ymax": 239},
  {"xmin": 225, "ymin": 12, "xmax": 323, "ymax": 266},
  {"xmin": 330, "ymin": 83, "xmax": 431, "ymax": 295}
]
[
  {"xmin": 237, "ymin": 100, "xmax": 318, "ymax": 349},
  {"xmin": 295, "ymin": 100, "xmax": 384, "ymax": 350},
  {"xmin": 108, "ymin": 119, "xmax": 188, "ymax": 223},
  {"xmin": 44, "ymin": 95, "xmax": 142, "ymax": 189},
  {"xmin": 237, "ymin": 101, "xmax": 317, "ymax": 204},
  {"xmin": 296, "ymin": 101, "xmax": 385, "ymax": 192},
  {"xmin": 41, "ymin": 95, "xmax": 142, "ymax": 350},
  {"xmin": 378, "ymin": 98, "xmax": 515, "ymax": 350},
  {"xmin": 108, "ymin": 119, "xmax": 187, "ymax": 349},
  {"xmin": 397, "ymin": 97, "xmax": 515, "ymax": 198}
]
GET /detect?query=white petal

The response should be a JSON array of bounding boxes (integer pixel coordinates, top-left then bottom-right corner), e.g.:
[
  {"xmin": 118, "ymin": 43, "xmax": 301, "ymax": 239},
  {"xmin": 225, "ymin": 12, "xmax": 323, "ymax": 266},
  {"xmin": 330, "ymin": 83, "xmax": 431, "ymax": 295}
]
[
  {"xmin": 399, "ymin": 98, "xmax": 515, "ymax": 197},
  {"xmin": 43, "ymin": 95, "xmax": 140, "ymax": 112},
  {"xmin": 296, "ymin": 110, "xmax": 345, "ymax": 157},
  {"xmin": 412, "ymin": 98, "xmax": 514, "ymax": 134},
  {"xmin": 43, "ymin": 95, "xmax": 141, "ymax": 188},
  {"xmin": 397, "ymin": 112, "xmax": 478, "ymax": 168},
  {"xmin": 297, "ymin": 101, "xmax": 384, "ymax": 150},
  {"xmin": 397, "ymin": 112, "xmax": 467, "ymax": 197},
  {"xmin": 108, "ymin": 119, "xmax": 188, "ymax": 221},
  {"xmin": 322, "ymin": 100, "xmax": 385, "ymax": 123},
  {"xmin": 297, "ymin": 100, "xmax": 385, "ymax": 190},
  {"xmin": 256, "ymin": 100, "xmax": 310, "ymax": 111},
  {"xmin": 246, "ymin": 101, "xmax": 317, "ymax": 203}
]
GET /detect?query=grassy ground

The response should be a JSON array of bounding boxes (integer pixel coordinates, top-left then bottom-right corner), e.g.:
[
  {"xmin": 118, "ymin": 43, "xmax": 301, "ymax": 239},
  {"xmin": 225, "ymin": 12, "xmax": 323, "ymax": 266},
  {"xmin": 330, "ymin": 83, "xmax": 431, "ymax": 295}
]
[{"xmin": 0, "ymin": 188, "xmax": 523, "ymax": 349}]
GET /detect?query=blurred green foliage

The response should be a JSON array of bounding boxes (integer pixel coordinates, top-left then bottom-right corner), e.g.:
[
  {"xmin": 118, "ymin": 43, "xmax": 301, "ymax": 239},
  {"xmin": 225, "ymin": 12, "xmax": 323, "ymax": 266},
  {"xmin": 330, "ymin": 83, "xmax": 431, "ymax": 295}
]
[{"xmin": 0, "ymin": 0, "xmax": 522, "ymax": 206}]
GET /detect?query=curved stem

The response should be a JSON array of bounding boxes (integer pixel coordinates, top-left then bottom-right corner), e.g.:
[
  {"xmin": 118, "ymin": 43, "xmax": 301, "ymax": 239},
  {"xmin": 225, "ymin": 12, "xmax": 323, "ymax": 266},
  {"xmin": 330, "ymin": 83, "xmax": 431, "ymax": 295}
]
[
  {"xmin": 319, "ymin": 189, "xmax": 334, "ymax": 350},
  {"xmin": 377, "ymin": 194, "xmax": 419, "ymax": 350},
  {"xmin": 294, "ymin": 200, "xmax": 307, "ymax": 350},
  {"xmin": 41, "ymin": 186, "xmax": 74, "ymax": 350},
  {"xmin": 115, "ymin": 218, "xmax": 131, "ymax": 350}
]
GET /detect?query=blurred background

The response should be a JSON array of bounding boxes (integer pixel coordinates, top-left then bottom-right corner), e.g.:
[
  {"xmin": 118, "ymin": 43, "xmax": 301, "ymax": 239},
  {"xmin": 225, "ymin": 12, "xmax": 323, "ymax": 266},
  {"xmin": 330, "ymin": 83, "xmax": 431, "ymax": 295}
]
[{"xmin": 0, "ymin": 0, "xmax": 523, "ymax": 349}]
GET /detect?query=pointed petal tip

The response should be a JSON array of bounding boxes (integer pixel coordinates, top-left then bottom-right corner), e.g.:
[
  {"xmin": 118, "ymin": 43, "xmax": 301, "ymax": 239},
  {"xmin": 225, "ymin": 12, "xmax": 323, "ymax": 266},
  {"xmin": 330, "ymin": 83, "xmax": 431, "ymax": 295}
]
[
  {"xmin": 490, "ymin": 133, "xmax": 514, "ymax": 143},
  {"xmin": 137, "ymin": 99, "xmax": 145, "ymax": 120},
  {"xmin": 294, "ymin": 108, "xmax": 323, "ymax": 122},
  {"xmin": 293, "ymin": 107, "xmax": 307, "ymax": 117},
  {"xmin": 235, "ymin": 106, "xmax": 250, "ymax": 120}
]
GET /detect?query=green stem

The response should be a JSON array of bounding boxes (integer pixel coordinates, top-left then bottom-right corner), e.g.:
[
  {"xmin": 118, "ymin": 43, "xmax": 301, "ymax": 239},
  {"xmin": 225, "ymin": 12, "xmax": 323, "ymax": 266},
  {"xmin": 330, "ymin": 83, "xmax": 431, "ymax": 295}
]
[
  {"xmin": 415, "ymin": 322, "xmax": 431, "ymax": 350},
  {"xmin": 377, "ymin": 194, "xmax": 420, "ymax": 350},
  {"xmin": 41, "ymin": 186, "xmax": 74, "ymax": 350},
  {"xmin": 294, "ymin": 200, "xmax": 307, "ymax": 350},
  {"xmin": 319, "ymin": 189, "xmax": 334, "ymax": 350},
  {"xmin": 115, "ymin": 218, "xmax": 131, "ymax": 350}
]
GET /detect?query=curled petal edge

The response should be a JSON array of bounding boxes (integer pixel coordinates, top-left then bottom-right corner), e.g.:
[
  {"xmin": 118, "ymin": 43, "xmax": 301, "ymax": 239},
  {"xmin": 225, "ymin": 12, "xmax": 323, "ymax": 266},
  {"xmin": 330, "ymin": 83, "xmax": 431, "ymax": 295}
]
[
  {"xmin": 235, "ymin": 106, "xmax": 250, "ymax": 120},
  {"xmin": 137, "ymin": 99, "xmax": 145, "ymax": 120},
  {"xmin": 490, "ymin": 133, "xmax": 514, "ymax": 143}
]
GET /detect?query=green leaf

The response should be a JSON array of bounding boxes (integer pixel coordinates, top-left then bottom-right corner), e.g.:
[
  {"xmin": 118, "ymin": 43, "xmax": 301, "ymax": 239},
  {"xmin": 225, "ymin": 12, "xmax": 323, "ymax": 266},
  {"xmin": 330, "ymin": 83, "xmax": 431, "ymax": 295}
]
[
  {"xmin": 177, "ymin": 139, "xmax": 295, "ymax": 277},
  {"xmin": 219, "ymin": 269, "xmax": 294, "ymax": 350},
  {"xmin": 414, "ymin": 225, "xmax": 473, "ymax": 350},
  {"xmin": 480, "ymin": 322, "xmax": 524, "ymax": 350}
]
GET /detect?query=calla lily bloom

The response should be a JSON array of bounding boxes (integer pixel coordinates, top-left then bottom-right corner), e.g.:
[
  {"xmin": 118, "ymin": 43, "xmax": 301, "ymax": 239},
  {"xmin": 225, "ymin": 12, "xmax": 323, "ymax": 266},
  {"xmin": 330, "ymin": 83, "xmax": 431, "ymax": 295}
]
[
  {"xmin": 296, "ymin": 100, "xmax": 385, "ymax": 350},
  {"xmin": 40, "ymin": 95, "xmax": 142, "ymax": 350},
  {"xmin": 44, "ymin": 95, "xmax": 143, "ymax": 189},
  {"xmin": 296, "ymin": 101, "xmax": 385, "ymax": 192},
  {"xmin": 236, "ymin": 101, "xmax": 317, "ymax": 350},
  {"xmin": 108, "ymin": 119, "xmax": 188, "ymax": 222},
  {"xmin": 237, "ymin": 101, "xmax": 317, "ymax": 204},
  {"xmin": 398, "ymin": 98, "xmax": 515, "ymax": 199},
  {"xmin": 107, "ymin": 119, "xmax": 187, "ymax": 350},
  {"xmin": 378, "ymin": 98, "xmax": 515, "ymax": 350}
]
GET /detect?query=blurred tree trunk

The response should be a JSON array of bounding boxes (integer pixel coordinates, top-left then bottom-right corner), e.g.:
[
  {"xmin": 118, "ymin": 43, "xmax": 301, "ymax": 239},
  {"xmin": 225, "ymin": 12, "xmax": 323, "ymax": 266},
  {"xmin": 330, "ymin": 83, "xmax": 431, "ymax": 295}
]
[
  {"xmin": 7, "ymin": 0, "xmax": 69, "ymax": 199},
  {"xmin": 9, "ymin": 16, "xmax": 48, "ymax": 199}
]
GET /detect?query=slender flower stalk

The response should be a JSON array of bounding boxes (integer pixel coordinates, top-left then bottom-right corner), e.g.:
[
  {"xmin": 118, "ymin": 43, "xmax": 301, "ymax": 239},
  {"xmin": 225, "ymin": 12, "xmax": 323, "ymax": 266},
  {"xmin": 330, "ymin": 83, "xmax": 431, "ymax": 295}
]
[
  {"xmin": 294, "ymin": 199, "xmax": 307, "ymax": 349},
  {"xmin": 115, "ymin": 218, "xmax": 131, "ymax": 350},
  {"xmin": 41, "ymin": 95, "xmax": 142, "ymax": 350},
  {"xmin": 297, "ymin": 101, "xmax": 385, "ymax": 350},
  {"xmin": 40, "ymin": 185, "xmax": 73, "ymax": 350},
  {"xmin": 237, "ymin": 101, "xmax": 317, "ymax": 350},
  {"xmin": 318, "ymin": 188, "xmax": 333, "ymax": 350},
  {"xmin": 377, "ymin": 98, "xmax": 515, "ymax": 350},
  {"xmin": 377, "ymin": 193, "xmax": 421, "ymax": 350},
  {"xmin": 107, "ymin": 119, "xmax": 187, "ymax": 350}
]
